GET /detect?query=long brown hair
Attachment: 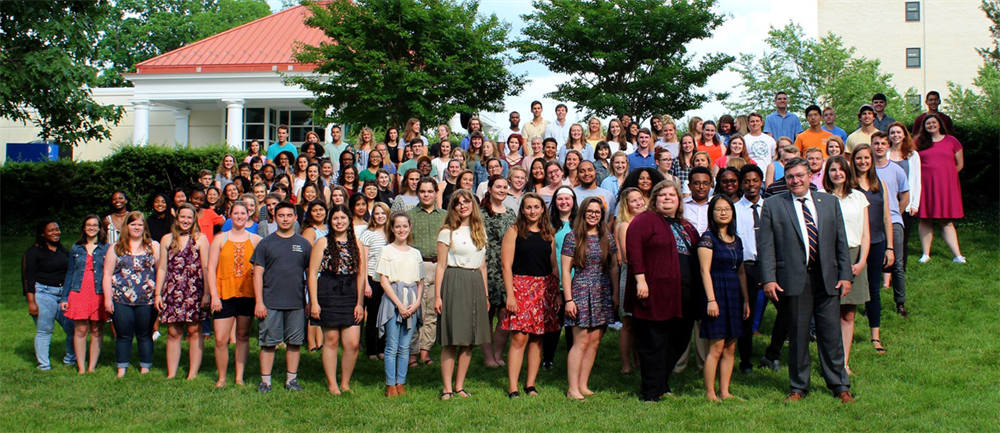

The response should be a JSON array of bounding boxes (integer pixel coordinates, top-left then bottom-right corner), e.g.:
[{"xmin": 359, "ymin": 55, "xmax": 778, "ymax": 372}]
[
  {"xmin": 852, "ymin": 144, "xmax": 881, "ymax": 194},
  {"xmin": 387, "ymin": 211, "xmax": 414, "ymax": 245},
  {"xmin": 440, "ymin": 189, "xmax": 487, "ymax": 250},
  {"xmin": 915, "ymin": 113, "xmax": 947, "ymax": 151},
  {"xmin": 402, "ymin": 118, "xmax": 421, "ymax": 142},
  {"xmin": 114, "ymin": 211, "xmax": 153, "ymax": 256},
  {"xmin": 324, "ymin": 204, "xmax": 359, "ymax": 274},
  {"xmin": 571, "ymin": 197, "xmax": 613, "ymax": 272},
  {"xmin": 514, "ymin": 193, "xmax": 554, "ymax": 241},
  {"xmin": 888, "ymin": 121, "xmax": 916, "ymax": 159},
  {"xmin": 168, "ymin": 204, "xmax": 202, "ymax": 253},
  {"xmin": 822, "ymin": 155, "xmax": 857, "ymax": 198},
  {"xmin": 75, "ymin": 214, "xmax": 108, "ymax": 246}
]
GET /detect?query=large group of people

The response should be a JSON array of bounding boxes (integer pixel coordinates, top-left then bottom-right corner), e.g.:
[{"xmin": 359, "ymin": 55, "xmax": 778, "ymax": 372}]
[{"xmin": 22, "ymin": 91, "xmax": 966, "ymax": 403}]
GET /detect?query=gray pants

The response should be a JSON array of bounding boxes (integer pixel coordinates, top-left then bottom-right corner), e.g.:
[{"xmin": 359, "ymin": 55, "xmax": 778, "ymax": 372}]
[
  {"xmin": 888, "ymin": 223, "xmax": 906, "ymax": 304},
  {"xmin": 410, "ymin": 261, "xmax": 438, "ymax": 354},
  {"xmin": 786, "ymin": 269, "xmax": 850, "ymax": 395}
]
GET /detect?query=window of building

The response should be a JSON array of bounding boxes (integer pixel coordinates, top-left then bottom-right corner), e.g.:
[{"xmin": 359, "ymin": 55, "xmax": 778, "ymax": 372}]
[
  {"xmin": 225, "ymin": 108, "xmax": 325, "ymax": 151},
  {"xmin": 905, "ymin": 2, "xmax": 920, "ymax": 22},
  {"xmin": 907, "ymin": 94, "xmax": 922, "ymax": 107},
  {"xmin": 906, "ymin": 48, "xmax": 921, "ymax": 68}
]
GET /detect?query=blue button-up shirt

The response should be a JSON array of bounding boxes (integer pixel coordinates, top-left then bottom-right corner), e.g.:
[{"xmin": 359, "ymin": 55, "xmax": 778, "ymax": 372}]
[
  {"xmin": 763, "ymin": 111, "xmax": 803, "ymax": 141},
  {"xmin": 627, "ymin": 150, "xmax": 656, "ymax": 171}
]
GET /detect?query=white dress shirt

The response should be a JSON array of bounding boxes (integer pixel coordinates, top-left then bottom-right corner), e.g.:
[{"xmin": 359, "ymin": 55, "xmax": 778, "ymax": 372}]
[
  {"xmin": 734, "ymin": 196, "xmax": 763, "ymax": 261},
  {"xmin": 544, "ymin": 119, "xmax": 571, "ymax": 146},
  {"xmin": 791, "ymin": 191, "xmax": 819, "ymax": 263},
  {"xmin": 683, "ymin": 197, "xmax": 710, "ymax": 235}
]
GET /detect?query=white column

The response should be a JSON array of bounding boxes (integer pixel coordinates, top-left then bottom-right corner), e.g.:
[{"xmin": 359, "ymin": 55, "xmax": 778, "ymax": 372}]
[
  {"xmin": 130, "ymin": 99, "xmax": 151, "ymax": 146},
  {"xmin": 223, "ymin": 99, "xmax": 244, "ymax": 150},
  {"xmin": 173, "ymin": 109, "xmax": 190, "ymax": 146}
]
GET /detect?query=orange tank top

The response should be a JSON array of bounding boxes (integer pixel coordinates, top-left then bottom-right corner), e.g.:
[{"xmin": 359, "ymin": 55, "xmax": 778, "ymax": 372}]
[{"xmin": 217, "ymin": 234, "xmax": 255, "ymax": 299}]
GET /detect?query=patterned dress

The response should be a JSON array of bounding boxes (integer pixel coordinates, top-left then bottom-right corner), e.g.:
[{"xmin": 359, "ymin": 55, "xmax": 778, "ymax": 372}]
[
  {"xmin": 562, "ymin": 232, "xmax": 617, "ymax": 327},
  {"xmin": 698, "ymin": 231, "xmax": 744, "ymax": 339},
  {"xmin": 111, "ymin": 250, "xmax": 156, "ymax": 306},
  {"xmin": 159, "ymin": 239, "xmax": 206, "ymax": 323},
  {"xmin": 483, "ymin": 207, "xmax": 516, "ymax": 309},
  {"xmin": 65, "ymin": 254, "xmax": 109, "ymax": 322}
]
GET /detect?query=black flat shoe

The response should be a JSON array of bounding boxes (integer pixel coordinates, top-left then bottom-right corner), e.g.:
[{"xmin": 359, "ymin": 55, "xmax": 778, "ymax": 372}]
[
  {"xmin": 525, "ymin": 386, "xmax": 539, "ymax": 396},
  {"xmin": 508, "ymin": 391, "xmax": 520, "ymax": 399}
]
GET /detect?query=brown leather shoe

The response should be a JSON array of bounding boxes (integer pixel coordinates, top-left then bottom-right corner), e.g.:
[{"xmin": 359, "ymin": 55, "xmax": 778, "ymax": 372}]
[
  {"xmin": 396, "ymin": 384, "xmax": 406, "ymax": 396},
  {"xmin": 385, "ymin": 385, "xmax": 398, "ymax": 398},
  {"xmin": 785, "ymin": 392, "xmax": 805, "ymax": 402},
  {"xmin": 896, "ymin": 303, "xmax": 909, "ymax": 318},
  {"xmin": 837, "ymin": 391, "xmax": 855, "ymax": 403}
]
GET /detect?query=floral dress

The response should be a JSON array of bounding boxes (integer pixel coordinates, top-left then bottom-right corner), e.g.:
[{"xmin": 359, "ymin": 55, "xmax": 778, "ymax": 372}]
[
  {"xmin": 159, "ymin": 239, "xmax": 206, "ymax": 323},
  {"xmin": 483, "ymin": 207, "xmax": 516, "ymax": 309},
  {"xmin": 562, "ymin": 232, "xmax": 617, "ymax": 327}
]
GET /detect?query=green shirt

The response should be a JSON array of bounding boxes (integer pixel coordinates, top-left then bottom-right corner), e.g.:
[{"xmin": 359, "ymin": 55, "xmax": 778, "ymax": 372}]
[{"xmin": 408, "ymin": 205, "xmax": 446, "ymax": 259}]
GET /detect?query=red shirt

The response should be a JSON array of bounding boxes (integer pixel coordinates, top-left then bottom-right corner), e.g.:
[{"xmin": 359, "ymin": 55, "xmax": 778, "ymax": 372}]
[
  {"xmin": 625, "ymin": 211, "xmax": 700, "ymax": 321},
  {"xmin": 698, "ymin": 142, "xmax": 725, "ymax": 165}
]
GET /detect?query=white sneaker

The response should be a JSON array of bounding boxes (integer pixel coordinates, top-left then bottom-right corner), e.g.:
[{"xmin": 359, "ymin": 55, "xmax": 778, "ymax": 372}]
[
  {"xmin": 953, "ymin": 256, "xmax": 967, "ymax": 264},
  {"xmin": 152, "ymin": 331, "xmax": 161, "ymax": 341},
  {"xmin": 918, "ymin": 255, "xmax": 931, "ymax": 263}
]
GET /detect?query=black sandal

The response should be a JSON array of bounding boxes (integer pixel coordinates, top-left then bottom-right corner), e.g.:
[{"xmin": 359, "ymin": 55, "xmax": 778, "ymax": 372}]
[
  {"xmin": 508, "ymin": 391, "xmax": 520, "ymax": 398},
  {"xmin": 525, "ymin": 386, "xmax": 539, "ymax": 396},
  {"xmin": 440, "ymin": 391, "xmax": 453, "ymax": 400},
  {"xmin": 871, "ymin": 339, "xmax": 886, "ymax": 354},
  {"xmin": 455, "ymin": 389, "xmax": 472, "ymax": 398}
]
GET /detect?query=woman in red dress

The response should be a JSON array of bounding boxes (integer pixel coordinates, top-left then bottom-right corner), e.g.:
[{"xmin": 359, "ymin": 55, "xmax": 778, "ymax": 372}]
[
  {"xmin": 915, "ymin": 114, "xmax": 966, "ymax": 264},
  {"xmin": 60, "ymin": 215, "xmax": 110, "ymax": 374}
]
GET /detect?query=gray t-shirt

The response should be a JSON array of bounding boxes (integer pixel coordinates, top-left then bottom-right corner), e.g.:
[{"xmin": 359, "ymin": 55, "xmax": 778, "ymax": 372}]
[
  {"xmin": 875, "ymin": 161, "xmax": 910, "ymax": 226},
  {"xmin": 250, "ymin": 233, "xmax": 312, "ymax": 310},
  {"xmin": 573, "ymin": 186, "xmax": 617, "ymax": 217}
]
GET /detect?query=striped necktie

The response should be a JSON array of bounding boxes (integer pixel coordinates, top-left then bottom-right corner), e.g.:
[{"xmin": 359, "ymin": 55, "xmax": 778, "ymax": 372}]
[{"xmin": 798, "ymin": 198, "xmax": 819, "ymax": 264}]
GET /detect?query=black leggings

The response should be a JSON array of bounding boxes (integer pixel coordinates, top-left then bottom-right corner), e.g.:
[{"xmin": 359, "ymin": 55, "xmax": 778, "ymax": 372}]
[
  {"xmin": 364, "ymin": 276, "xmax": 386, "ymax": 357},
  {"xmin": 542, "ymin": 303, "xmax": 573, "ymax": 363}
]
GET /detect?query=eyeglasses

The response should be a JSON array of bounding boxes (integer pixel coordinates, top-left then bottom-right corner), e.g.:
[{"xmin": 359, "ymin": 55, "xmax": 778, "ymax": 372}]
[
  {"xmin": 585, "ymin": 210, "xmax": 603, "ymax": 216},
  {"xmin": 714, "ymin": 208, "xmax": 733, "ymax": 214}
]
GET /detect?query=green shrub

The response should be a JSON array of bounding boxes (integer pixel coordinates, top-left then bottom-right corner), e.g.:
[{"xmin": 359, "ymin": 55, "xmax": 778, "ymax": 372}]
[
  {"xmin": 951, "ymin": 119, "xmax": 998, "ymax": 200},
  {"xmin": 1, "ymin": 144, "xmax": 242, "ymax": 236}
]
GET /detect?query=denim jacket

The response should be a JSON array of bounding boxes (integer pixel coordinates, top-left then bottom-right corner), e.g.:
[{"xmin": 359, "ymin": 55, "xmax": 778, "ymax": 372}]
[{"xmin": 60, "ymin": 243, "xmax": 109, "ymax": 303}]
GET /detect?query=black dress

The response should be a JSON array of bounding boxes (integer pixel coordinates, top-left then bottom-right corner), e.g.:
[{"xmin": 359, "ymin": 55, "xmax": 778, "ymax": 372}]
[{"xmin": 312, "ymin": 240, "xmax": 361, "ymax": 328}]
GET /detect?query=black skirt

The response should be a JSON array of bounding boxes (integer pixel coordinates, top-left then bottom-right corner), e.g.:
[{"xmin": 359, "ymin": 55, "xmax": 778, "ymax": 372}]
[{"xmin": 312, "ymin": 273, "xmax": 361, "ymax": 328}]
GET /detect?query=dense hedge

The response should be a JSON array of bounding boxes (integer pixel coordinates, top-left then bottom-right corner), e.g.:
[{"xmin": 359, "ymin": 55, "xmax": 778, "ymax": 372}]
[
  {"xmin": 950, "ymin": 119, "xmax": 998, "ymax": 199},
  {"xmin": 1, "ymin": 145, "xmax": 241, "ymax": 236}
]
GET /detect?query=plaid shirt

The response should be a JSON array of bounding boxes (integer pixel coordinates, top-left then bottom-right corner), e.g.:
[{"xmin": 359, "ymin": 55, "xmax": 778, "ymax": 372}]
[{"xmin": 408, "ymin": 205, "xmax": 446, "ymax": 260}]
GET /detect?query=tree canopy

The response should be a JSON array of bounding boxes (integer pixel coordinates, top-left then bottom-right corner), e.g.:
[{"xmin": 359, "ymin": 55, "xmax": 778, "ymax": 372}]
[
  {"xmin": 96, "ymin": 0, "xmax": 272, "ymax": 87},
  {"xmin": 725, "ymin": 22, "xmax": 920, "ymax": 131},
  {"xmin": 286, "ymin": 0, "xmax": 524, "ymax": 129},
  {"xmin": 515, "ymin": 0, "xmax": 732, "ymax": 124},
  {"xmin": 1, "ymin": 0, "xmax": 124, "ymax": 146}
]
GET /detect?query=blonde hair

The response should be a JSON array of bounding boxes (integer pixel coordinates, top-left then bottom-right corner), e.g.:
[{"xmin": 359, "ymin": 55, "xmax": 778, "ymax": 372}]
[
  {"xmin": 366, "ymin": 202, "xmax": 391, "ymax": 233},
  {"xmin": 168, "ymin": 204, "xmax": 202, "ymax": 253},
  {"xmin": 615, "ymin": 187, "xmax": 643, "ymax": 224},
  {"xmin": 440, "ymin": 189, "xmax": 487, "ymax": 250},
  {"xmin": 648, "ymin": 179, "xmax": 685, "ymax": 218},
  {"xmin": 357, "ymin": 127, "xmax": 375, "ymax": 151}
]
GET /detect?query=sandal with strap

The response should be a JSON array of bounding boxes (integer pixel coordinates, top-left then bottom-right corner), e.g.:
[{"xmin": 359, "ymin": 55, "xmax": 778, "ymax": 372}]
[
  {"xmin": 455, "ymin": 389, "xmax": 472, "ymax": 398},
  {"xmin": 525, "ymin": 386, "xmax": 539, "ymax": 396},
  {"xmin": 440, "ymin": 391, "xmax": 453, "ymax": 401},
  {"xmin": 508, "ymin": 391, "xmax": 520, "ymax": 399},
  {"xmin": 871, "ymin": 339, "xmax": 886, "ymax": 354}
]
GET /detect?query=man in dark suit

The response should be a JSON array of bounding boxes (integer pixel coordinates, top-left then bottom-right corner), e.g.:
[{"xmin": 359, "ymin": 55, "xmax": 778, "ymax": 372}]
[{"xmin": 757, "ymin": 157, "xmax": 854, "ymax": 403}]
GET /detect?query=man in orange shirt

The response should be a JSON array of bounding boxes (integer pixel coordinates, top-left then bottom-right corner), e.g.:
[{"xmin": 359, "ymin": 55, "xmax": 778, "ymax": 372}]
[{"xmin": 793, "ymin": 105, "xmax": 832, "ymax": 157}]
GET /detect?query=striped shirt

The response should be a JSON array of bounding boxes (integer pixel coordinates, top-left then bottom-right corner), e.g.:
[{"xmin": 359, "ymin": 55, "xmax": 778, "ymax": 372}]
[{"xmin": 358, "ymin": 229, "xmax": 388, "ymax": 279}]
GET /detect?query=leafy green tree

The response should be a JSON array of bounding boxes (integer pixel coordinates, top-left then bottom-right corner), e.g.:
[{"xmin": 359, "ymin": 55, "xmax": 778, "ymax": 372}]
[
  {"xmin": 1, "ymin": 0, "xmax": 124, "ymax": 146},
  {"xmin": 515, "ymin": 0, "xmax": 731, "ymax": 124},
  {"xmin": 96, "ymin": 0, "xmax": 272, "ymax": 87},
  {"xmin": 286, "ymin": 0, "xmax": 524, "ymax": 129},
  {"xmin": 726, "ymin": 23, "xmax": 918, "ymax": 131},
  {"xmin": 978, "ymin": 0, "xmax": 1000, "ymax": 69}
]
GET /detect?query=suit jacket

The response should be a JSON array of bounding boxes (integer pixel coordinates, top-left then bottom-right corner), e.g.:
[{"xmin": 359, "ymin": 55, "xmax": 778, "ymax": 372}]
[{"xmin": 757, "ymin": 191, "xmax": 852, "ymax": 297}]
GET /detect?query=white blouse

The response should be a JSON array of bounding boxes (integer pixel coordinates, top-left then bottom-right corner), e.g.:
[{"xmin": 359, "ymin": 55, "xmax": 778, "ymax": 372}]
[
  {"xmin": 837, "ymin": 190, "xmax": 870, "ymax": 248},
  {"xmin": 437, "ymin": 226, "xmax": 487, "ymax": 269}
]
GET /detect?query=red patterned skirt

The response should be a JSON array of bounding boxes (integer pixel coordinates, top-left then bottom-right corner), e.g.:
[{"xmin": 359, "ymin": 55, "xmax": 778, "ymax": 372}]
[{"xmin": 500, "ymin": 274, "xmax": 560, "ymax": 335}]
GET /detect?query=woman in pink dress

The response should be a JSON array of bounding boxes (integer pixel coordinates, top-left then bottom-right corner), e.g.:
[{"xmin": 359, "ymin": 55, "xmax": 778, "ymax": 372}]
[{"xmin": 915, "ymin": 114, "xmax": 965, "ymax": 263}]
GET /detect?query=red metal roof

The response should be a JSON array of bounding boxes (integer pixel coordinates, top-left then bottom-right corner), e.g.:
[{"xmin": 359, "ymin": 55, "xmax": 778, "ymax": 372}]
[{"xmin": 134, "ymin": 3, "xmax": 333, "ymax": 74}]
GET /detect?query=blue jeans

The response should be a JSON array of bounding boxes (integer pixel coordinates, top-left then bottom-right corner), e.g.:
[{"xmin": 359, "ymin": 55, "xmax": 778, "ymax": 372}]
[
  {"xmin": 32, "ymin": 283, "xmax": 76, "ymax": 370},
  {"xmin": 112, "ymin": 303, "xmax": 154, "ymax": 369},
  {"xmin": 383, "ymin": 311, "xmax": 414, "ymax": 386}
]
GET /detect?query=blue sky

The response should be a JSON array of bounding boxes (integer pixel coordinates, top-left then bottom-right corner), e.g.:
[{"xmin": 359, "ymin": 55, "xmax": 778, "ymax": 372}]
[{"xmin": 267, "ymin": 0, "xmax": 819, "ymax": 126}]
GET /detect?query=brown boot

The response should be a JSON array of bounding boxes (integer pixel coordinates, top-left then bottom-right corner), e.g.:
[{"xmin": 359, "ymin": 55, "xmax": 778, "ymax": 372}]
[
  {"xmin": 396, "ymin": 384, "xmax": 406, "ymax": 396},
  {"xmin": 385, "ymin": 385, "xmax": 398, "ymax": 398}
]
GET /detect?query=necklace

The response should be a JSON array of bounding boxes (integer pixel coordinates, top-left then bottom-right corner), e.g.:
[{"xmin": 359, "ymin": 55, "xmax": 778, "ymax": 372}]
[{"xmin": 720, "ymin": 233, "xmax": 739, "ymax": 270}]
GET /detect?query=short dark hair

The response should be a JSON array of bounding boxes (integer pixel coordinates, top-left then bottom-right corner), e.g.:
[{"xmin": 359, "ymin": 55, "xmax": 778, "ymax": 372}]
[
  {"xmin": 775, "ymin": 92, "xmax": 788, "ymax": 98},
  {"xmin": 555, "ymin": 103, "xmax": 568, "ymax": 112},
  {"xmin": 805, "ymin": 104, "xmax": 821, "ymax": 116},
  {"xmin": 871, "ymin": 131, "xmax": 889, "ymax": 143},
  {"xmin": 416, "ymin": 176, "xmax": 438, "ymax": 192},
  {"xmin": 543, "ymin": 137, "xmax": 558, "ymax": 147},
  {"xmin": 277, "ymin": 125, "xmax": 289, "ymax": 133},
  {"xmin": 274, "ymin": 201, "xmax": 296, "ymax": 214},
  {"xmin": 872, "ymin": 93, "xmax": 887, "ymax": 102},
  {"xmin": 637, "ymin": 127, "xmax": 652, "ymax": 138},
  {"xmin": 926, "ymin": 91, "xmax": 941, "ymax": 99},
  {"xmin": 739, "ymin": 164, "xmax": 764, "ymax": 182},
  {"xmin": 689, "ymin": 166, "xmax": 712, "ymax": 181},
  {"xmin": 509, "ymin": 111, "xmax": 519, "ymax": 117},
  {"xmin": 531, "ymin": 100, "xmax": 542, "ymax": 109},
  {"xmin": 409, "ymin": 137, "xmax": 424, "ymax": 146},
  {"xmin": 783, "ymin": 157, "xmax": 810, "ymax": 176},
  {"xmin": 331, "ymin": 124, "xmax": 342, "ymax": 131}
]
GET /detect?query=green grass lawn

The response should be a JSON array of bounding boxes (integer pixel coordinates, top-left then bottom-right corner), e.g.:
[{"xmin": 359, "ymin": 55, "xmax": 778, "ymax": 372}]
[{"xmin": 2, "ymin": 226, "xmax": 998, "ymax": 432}]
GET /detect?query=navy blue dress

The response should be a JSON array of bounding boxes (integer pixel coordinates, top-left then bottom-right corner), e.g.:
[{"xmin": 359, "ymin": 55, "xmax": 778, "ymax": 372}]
[{"xmin": 698, "ymin": 231, "xmax": 744, "ymax": 340}]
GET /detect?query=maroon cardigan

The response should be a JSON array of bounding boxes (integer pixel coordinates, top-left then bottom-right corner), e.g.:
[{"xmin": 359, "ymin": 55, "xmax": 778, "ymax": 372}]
[{"xmin": 624, "ymin": 211, "xmax": 700, "ymax": 321}]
